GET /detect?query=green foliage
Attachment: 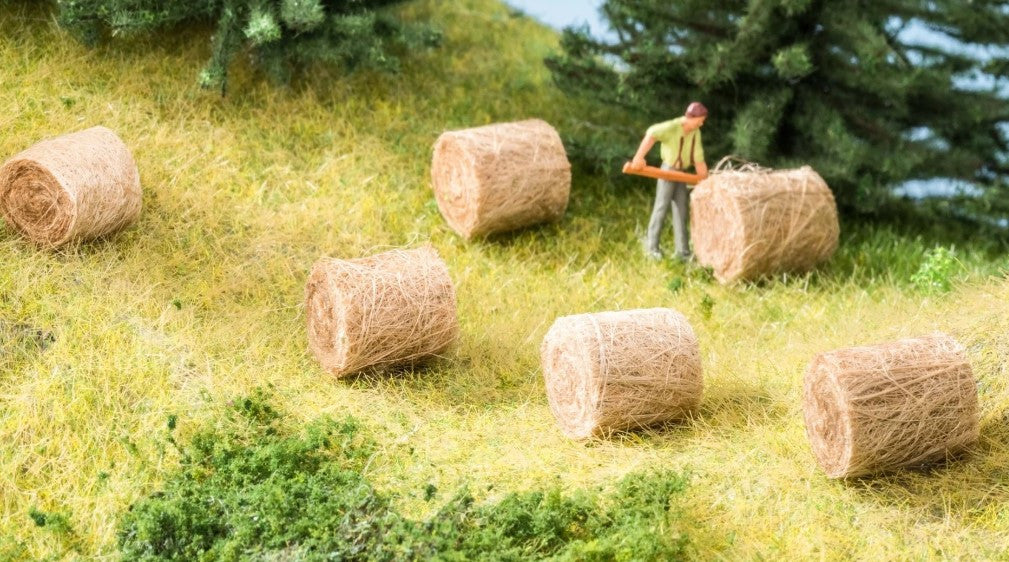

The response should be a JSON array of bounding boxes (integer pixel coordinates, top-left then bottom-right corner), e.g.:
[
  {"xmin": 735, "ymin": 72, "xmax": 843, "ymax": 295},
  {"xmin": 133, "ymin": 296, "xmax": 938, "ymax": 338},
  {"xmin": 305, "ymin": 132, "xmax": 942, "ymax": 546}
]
[
  {"xmin": 118, "ymin": 392, "xmax": 690, "ymax": 561},
  {"xmin": 280, "ymin": 0, "xmax": 324, "ymax": 31},
  {"xmin": 911, "ymin": 246, "xmax": 961, "ymax": 292},
  {"xmin": 52, "ymin": 0, "xmax": 441, "ymax": 92},
  {"xmin": 546, "ymin": 0, "xmax": 1009, "ymax": 217},
  {"xmin": 771, "ymin": 43, "xmax": 813, "ymax": 81},
  {"xmin": 27, "ymin": 507, "xmax": 80, "ymax": 555},
  {"xmin": 699, "ymin": 293, "xmax": 715, "ymax": 319},
  {"xmin": 667, "ymin": 276, "xmax": 684, "ymax": 293},
  {"xmin": 29, "ymin": 509, "xmax": 68, "ymax": 532}
]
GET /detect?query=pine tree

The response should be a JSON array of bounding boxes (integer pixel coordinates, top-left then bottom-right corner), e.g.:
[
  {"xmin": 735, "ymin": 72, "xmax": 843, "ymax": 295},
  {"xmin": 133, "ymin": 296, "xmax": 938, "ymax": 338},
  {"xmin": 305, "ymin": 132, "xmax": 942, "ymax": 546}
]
[
  {"xmin": 547, "ymin": 1, "xmax": 1009, "ymax": 215},
  {"xmin": 55, "ymin": 0, "xmax": 441, "ymax": 94}
]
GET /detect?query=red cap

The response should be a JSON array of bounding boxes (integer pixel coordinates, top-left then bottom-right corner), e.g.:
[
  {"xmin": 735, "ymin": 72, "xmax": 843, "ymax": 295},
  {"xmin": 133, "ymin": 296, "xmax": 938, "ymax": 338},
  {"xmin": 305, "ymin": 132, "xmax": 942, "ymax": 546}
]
[{"xmin": 685, "ymin": 102, "xmax": 708, "ymax": 118}]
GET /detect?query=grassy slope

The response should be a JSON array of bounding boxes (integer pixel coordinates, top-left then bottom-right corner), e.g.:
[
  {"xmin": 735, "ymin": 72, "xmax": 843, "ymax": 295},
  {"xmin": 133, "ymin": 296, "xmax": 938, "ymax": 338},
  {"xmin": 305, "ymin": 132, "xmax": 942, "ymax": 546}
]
[{"xmin": 2, "ymin": 0, "xmax": 1009, "ymax": 558}]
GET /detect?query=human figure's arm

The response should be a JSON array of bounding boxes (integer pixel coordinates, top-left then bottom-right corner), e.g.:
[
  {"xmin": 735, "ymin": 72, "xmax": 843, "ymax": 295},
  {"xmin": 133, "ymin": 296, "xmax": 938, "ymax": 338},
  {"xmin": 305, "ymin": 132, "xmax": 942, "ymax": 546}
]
[
  {"xmin": 692, "ymin": 128, "xmax": 707, "ymax": 178},
  {"xmin": 695, "ymin": 160, "xmax": 708, "ymax": 179},
  {"xmin": 630, "ymin": 135, "xmax": 657, "ymax": 170}
]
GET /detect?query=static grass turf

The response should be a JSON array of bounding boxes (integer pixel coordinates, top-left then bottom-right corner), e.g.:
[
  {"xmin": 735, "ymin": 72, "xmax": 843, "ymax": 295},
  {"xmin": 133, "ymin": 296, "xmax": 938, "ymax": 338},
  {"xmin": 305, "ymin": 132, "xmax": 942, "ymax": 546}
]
[{"xmin": 3, "ymin": 0, "xmax": 1009, "ymax": 559}]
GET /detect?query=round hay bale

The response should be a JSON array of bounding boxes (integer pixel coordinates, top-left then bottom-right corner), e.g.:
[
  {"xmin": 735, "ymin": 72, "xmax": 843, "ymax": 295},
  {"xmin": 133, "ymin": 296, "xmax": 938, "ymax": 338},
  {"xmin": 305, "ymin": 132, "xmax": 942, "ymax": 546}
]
[
  {"xmin": 305, "ymin": 246, "xmax": 458, "ymax": 378},
  {"xmin": 431, "ymin": 119, "xmax": 571, "ymax": 239},
  {"xmin": 690, "ymin": 164, "xmax": 839, "ymax": 283},
  {"xmin": 802, "ymin": 333, "xmax": 979, "ymax": 479},
  {"xmin": 540, "ymin": 307, "xmax": 703, "ymax": 439},
  {"xmin": 0, "ymin": 126, "xmax": 142, "ymax": 247}
]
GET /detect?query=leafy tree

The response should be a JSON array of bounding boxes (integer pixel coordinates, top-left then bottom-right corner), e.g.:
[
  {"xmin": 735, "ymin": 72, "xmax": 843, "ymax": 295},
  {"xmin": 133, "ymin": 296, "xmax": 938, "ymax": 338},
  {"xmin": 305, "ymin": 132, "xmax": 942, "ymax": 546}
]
[
  {"xmin": 54, "ymin": 0, "xmax": 441, "ymax": 93},
  {"xmin": 547, "ymin": 0, "xmax": 1009, "ymax": 215}
]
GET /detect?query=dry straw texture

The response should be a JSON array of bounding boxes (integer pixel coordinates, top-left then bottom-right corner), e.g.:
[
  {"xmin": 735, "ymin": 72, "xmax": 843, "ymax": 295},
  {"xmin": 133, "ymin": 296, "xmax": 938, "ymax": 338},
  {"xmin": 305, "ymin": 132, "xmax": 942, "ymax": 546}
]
[
  {"xmin": 305, "ymin": 246, "xmax": 459, "ymax": 378},
  {"xmin": 690, "ymin": 161, "xmax": 839, "ymax": 283},
  {"xmin": 0, "ymin": 126, "xmax": 142, "ymax": 247},
  {"xmin": 541, "ymin": 308, "xmax": 703, "ymax": 439},
  {"xmin": 431, "ymin": 118, "xmax": 571, "ymax": 238},
  {"xmin": 802, "ymin": 333, "xmax": 979, "ymax": 479}
]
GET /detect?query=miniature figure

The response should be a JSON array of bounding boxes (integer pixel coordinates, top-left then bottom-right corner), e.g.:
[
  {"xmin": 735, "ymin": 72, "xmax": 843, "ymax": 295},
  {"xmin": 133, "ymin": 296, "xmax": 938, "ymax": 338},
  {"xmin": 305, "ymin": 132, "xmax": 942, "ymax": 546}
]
[{"xmin": 625, "ymin": 102, "xmax": 709, "ymax": 261}]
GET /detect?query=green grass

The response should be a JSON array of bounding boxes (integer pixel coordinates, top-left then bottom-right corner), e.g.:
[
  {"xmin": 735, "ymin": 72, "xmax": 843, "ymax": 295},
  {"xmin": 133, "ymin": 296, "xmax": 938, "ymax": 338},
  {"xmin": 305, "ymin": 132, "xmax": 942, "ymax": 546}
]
[{"xmin": 2, "ymin": 0, "xmax": 1009, "ymax": 559}]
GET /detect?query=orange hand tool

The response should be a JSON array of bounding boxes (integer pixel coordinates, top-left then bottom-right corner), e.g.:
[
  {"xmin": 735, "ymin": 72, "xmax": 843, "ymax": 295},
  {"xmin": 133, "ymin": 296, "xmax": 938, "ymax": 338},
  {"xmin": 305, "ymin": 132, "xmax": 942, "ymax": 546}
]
[{"xmin": 622, "ymin": 162, "xmax": 705, "ymax": 185}]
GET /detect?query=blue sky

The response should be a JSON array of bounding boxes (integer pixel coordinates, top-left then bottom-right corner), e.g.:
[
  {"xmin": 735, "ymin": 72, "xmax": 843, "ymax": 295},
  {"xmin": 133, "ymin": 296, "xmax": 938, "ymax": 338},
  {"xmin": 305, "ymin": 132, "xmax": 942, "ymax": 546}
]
[{"xmin": 506, "ymin": 1, "xmax": 608, "ymax": 37}]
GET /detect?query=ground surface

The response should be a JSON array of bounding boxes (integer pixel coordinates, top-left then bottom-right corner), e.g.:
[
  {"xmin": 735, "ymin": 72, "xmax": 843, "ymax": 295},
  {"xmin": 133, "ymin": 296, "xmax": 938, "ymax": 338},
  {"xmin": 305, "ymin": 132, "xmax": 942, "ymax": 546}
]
[{"xmin": 3, "ymin": 1, "xmax": 1009, "ymax": 559}]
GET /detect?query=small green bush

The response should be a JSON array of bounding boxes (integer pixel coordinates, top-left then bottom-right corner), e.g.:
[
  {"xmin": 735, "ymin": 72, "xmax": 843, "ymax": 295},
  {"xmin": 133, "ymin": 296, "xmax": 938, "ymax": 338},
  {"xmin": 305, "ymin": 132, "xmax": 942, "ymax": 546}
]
[
  {"xmin": 911, "ymin": 246, "xmax": 960, "ymax": 293},
  {"xmin": 699, "ymin": 294, "xmax": 715, "ymax": 320},
  {"xmin": 26, "ymin": 507, "xmax": 81, "ymax": 556},
  {"xmin": 118, "ymin": 391, "xmax": 690, "ymax": 561}
]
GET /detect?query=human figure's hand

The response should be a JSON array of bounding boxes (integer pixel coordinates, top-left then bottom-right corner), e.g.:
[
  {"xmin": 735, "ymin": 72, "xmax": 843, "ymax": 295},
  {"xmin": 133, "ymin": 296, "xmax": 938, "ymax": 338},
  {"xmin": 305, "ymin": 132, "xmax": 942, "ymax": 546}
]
[
  {"xmin": 696, "ymin": 160, "xmax": 708, "ymax": 179},
  {"xmin": 630, "ymin": 134, "xmax": 655, "ymax": 171}
]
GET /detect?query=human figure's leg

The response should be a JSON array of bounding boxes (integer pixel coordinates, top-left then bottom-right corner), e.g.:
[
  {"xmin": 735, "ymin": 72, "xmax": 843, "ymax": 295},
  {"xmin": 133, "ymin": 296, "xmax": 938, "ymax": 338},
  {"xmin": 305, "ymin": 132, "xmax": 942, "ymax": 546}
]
[
  {"xmin": 670, "ymin": 181, "xmax": 691, "ymax": 259},
  {"xmin": 646, "ymin": 176, "xmax": 675, "ymax": 256}
]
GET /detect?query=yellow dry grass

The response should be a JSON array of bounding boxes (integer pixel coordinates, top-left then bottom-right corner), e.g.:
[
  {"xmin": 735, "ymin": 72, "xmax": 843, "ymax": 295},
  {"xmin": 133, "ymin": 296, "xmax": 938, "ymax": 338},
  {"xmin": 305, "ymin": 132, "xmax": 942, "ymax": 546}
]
[{"xmin": 2, "ymin": 0, "xmax": 1009, "ymax": 559}]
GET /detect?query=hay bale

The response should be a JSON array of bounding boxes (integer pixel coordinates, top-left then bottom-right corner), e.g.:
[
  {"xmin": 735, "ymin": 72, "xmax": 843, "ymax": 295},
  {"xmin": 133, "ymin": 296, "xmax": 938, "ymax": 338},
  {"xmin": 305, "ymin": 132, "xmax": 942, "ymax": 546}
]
[
  {"xmin": 0, "ymin": 126, "xmax": 142, "ymax": 247},
  {"xmin": 690, "ymin": 164, "xmax": 839, "ymax": 283},
  {"xmin": 540, "ymin": 308, "xmax": 702, "ymax": 439},
  {"xmin": 802, "ymin": 333, "xmax": 979, "ymax": 478},
  {"xmin": 431, "ymin": 119, "xmax": 571, "ymax": 239},
  {"xmin": 305, "ymin": 246, "xmax": 458, "ymax": 378}
]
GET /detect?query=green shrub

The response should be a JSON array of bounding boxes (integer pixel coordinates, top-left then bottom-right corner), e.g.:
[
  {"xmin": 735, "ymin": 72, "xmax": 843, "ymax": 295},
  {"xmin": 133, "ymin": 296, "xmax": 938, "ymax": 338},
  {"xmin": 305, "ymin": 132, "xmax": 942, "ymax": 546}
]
[
  {"xmin": 26, "ymin": 507, "xmax": 81, "ymax": 556},
  {"xmin": 910, "ymin": 246, "xmax": 960, "ymax": 293},
  {"xmin": 118, "ymin": 391, "xmax": 690, "ymax": 561},
  {"xmin": 53, "ymin": 0, "xmax": 441, "ymax": 92},
  {"xmin": 699, "ymin": 293, "xmax": 715, "ymax": 320}
]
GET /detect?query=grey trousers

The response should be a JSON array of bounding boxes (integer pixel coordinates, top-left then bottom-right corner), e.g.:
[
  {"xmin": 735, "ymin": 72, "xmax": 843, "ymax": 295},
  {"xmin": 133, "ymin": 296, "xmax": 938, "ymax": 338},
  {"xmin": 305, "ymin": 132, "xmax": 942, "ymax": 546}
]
[{"xmin": 646, "ymin": 163, "xmax": 690, "ymax": 257}]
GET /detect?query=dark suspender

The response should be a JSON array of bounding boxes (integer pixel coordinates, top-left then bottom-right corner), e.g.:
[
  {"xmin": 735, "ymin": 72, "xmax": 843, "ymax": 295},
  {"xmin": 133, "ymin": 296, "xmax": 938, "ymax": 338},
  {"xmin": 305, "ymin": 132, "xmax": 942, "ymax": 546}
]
[{"xmin": 673, "ymin": 134, "xmax": 697, "ymax": 170}]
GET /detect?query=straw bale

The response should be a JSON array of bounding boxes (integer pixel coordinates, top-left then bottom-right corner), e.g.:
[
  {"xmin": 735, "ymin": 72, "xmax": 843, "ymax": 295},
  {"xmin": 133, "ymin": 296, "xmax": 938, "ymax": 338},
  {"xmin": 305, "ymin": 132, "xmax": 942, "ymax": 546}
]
[
  {"xmin": 541, "ymin": 308, "xmax": 702, "ymax": 439},
  {"xmin": 690, "ymin": 162, "xmax": 839, "ymax": 283},
  {"xmin": 431, "ymin": 119, "xmax": 571, "ymax": 238},
  {"xmin": 0, "ymin": 126, "xmax": 142, "ymax": 247},
  {"xmin": 802, "ymin": 333, "xmax": 979, "ymax": 478},
  {"xmin": 305, "ymin": 246, "xmax": 458, "ymax": 378}
]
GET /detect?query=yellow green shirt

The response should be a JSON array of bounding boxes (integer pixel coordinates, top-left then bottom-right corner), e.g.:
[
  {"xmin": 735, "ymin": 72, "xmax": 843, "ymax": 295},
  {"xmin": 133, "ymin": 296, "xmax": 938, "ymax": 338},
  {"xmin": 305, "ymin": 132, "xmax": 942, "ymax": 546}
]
[{"xmin": 646, "ymin": 117, "xmax": 704, "ymax": 169}]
